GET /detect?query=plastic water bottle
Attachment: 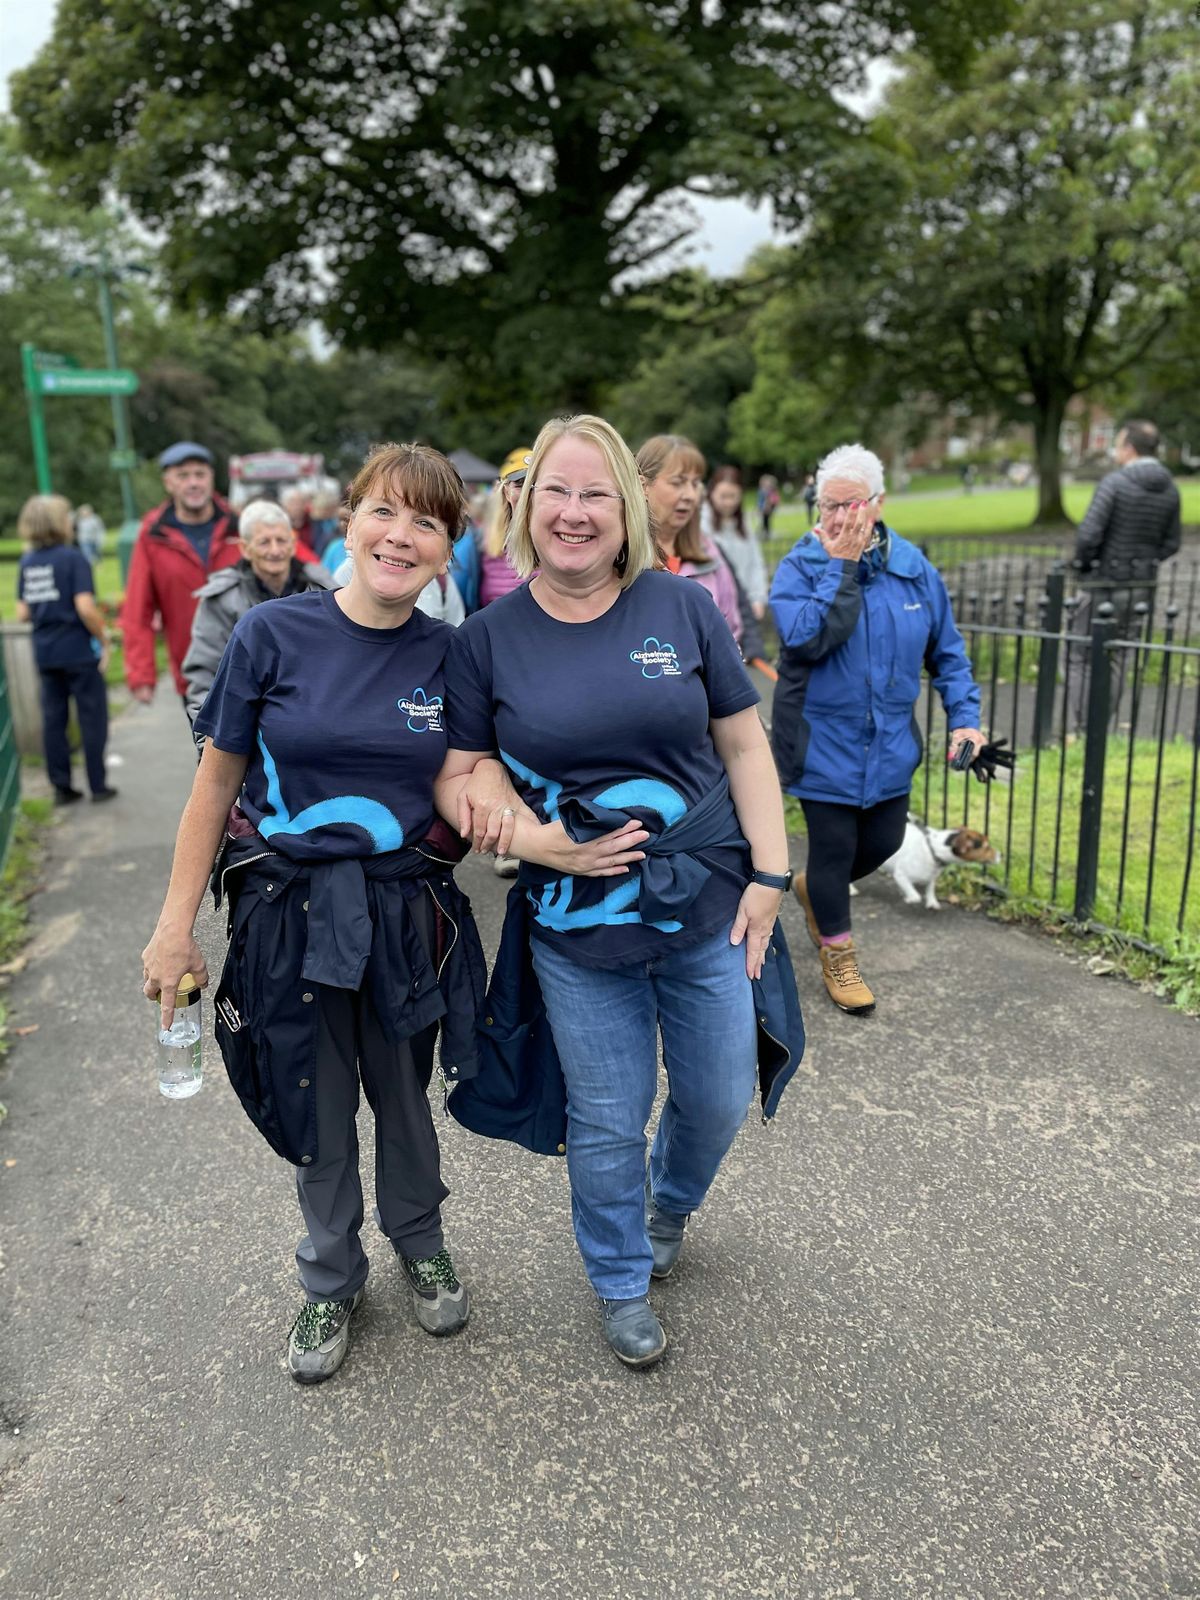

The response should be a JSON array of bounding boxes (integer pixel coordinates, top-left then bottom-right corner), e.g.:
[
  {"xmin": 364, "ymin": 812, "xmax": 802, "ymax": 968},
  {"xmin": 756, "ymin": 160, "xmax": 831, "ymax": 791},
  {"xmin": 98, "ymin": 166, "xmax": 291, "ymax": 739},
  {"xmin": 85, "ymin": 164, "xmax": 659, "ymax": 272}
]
[{"xmin": 155, "ymin": 975, "xmax": 203, "ymax": 1099}]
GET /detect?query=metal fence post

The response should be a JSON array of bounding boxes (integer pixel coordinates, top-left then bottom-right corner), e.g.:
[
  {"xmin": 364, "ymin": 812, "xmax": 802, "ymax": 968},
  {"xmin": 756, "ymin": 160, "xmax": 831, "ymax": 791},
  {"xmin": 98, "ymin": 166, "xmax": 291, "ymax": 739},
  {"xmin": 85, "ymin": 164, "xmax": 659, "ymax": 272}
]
[
  {"xmin": 1033, "ymin": 563, "xmax": 1065, "ymax": 750},
  {"xmin": 1074, "ymin": 602, "xmax": 1117, "ymax": 920}
]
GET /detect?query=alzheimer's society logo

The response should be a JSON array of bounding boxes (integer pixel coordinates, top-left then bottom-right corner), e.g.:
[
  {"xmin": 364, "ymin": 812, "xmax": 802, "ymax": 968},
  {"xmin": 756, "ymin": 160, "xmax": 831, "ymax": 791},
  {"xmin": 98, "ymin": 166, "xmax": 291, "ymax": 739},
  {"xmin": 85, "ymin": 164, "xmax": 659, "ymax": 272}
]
[
  {"xmin": 397, "ymin": 686, "xmax": 444, "ymax": 733},
  {"xmin": 629, "ymin": 636, "xmax": 681, "ymax": 679}
]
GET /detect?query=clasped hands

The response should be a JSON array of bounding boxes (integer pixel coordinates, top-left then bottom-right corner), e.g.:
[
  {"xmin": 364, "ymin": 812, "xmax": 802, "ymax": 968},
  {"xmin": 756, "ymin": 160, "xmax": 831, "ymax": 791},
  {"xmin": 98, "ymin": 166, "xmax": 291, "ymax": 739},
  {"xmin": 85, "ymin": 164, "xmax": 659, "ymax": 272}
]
[{"xmin": 457, "ymin": 759, "xmax": 649, "ymax": 878}]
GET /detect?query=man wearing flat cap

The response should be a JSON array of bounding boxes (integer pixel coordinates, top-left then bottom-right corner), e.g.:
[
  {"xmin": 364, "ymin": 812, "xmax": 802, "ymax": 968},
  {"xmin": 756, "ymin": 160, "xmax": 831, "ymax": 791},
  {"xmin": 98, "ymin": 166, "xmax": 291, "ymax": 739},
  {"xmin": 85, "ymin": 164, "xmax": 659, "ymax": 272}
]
[{"xmin": 122, "ymin": 442, "xmax": 243, "ymax": 705}]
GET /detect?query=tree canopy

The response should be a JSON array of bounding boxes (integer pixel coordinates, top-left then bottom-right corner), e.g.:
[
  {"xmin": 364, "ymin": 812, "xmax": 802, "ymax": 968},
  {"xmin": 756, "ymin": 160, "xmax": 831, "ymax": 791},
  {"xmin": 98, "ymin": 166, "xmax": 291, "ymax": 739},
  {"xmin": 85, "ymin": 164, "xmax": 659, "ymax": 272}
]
[
  {"xmin": 765, "ymin": 0, "xmax": 1200, "ymax": 522},
  {"xmin": 13, "ymin": 0, "xmax": 1010, "ymax": 432}
]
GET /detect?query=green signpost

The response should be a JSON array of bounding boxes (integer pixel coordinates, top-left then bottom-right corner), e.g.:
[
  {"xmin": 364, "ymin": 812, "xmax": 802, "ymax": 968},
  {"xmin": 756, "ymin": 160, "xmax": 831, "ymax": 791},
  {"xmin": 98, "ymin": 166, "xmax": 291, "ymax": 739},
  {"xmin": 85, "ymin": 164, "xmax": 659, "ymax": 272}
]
[{"xmin": 19, "ymin": 341, "xmax": 141, "ymax": 498}]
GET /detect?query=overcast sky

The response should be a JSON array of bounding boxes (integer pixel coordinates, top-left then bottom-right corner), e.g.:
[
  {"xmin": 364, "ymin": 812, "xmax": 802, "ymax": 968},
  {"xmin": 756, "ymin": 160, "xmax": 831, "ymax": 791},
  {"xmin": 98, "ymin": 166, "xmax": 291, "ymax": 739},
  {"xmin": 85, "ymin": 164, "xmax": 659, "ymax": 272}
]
[{"xmin": 3, "ymin": 3, "xmax": 884, "ymax": 277}]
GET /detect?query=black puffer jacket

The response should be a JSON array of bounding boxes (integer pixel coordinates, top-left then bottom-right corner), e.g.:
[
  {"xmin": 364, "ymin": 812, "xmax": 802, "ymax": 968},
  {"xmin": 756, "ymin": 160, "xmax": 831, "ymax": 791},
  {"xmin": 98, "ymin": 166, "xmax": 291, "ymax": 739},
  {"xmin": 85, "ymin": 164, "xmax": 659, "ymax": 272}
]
[{"xmin": 1073, "ymin": 459, "xmax": 1182, "ymax": 582}]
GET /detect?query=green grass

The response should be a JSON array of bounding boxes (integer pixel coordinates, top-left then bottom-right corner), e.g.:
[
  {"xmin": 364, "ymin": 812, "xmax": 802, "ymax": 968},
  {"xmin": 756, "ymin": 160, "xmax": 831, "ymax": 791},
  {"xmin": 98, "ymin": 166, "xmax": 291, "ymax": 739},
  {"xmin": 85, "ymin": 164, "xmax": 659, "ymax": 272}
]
[
  {"xmin": 786, "ymin": 735, "xmax": 1200, "ymax": 1006},
  {"xmin": 0, "ymin": 797, "xmax": 55, "ymax": 1084}
]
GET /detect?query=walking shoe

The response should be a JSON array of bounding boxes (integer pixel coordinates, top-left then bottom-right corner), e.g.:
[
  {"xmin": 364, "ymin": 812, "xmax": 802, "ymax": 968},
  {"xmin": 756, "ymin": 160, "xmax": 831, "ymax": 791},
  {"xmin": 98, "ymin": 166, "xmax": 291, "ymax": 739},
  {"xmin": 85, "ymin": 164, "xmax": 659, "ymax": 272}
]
[
  {"xmin": 287, "ymin": 1289, "xmax": 363, "ymax": 1384},
  {"xmin": 818, "ymin": 938, "xmax": 875, "ymax": 1014},
  {"xmin": 401, "ymin": 1248, "xmax": 470, "ymax": 1336},
  {"xmin": 600, "ymin": 1296, "xmax": 667, "ymax": 1368},
  {"xmin": 645, "ymin": 1184, "xmax": 687, "ymax": 1280},
  {"xmin": 792, "ymin": 872, "xmax": 822, "ymax": 948},
  {"xmin": 54, "ymin": 786, "xmax": 83, "ymax": 806},
  {"xmin": 91, "ymin": 787, "xmax": 119, "ymax": 802},
  {"xmin": 493, "ymin": 854, "xmax": 520, "ymax": 878}
]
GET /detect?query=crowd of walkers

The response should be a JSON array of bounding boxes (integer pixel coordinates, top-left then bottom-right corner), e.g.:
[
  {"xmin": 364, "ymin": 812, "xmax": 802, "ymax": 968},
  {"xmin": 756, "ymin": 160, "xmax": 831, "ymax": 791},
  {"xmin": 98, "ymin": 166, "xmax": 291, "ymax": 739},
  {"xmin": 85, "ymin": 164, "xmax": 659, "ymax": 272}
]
[{"xmin": 16, "ymin": 402, "xmax": 1175, "ymax": 1383}]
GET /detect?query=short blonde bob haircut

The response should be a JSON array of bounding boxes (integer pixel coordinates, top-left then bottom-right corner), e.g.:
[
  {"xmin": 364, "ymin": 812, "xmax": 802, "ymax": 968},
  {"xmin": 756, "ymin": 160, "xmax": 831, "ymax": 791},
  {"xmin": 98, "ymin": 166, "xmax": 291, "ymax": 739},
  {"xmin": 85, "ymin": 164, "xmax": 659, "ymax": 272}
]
[
  {"xmin": 507, "ymin": 415, "xmax": 655, "ymax": 589},
  {"xmin": 18, "ymin": 494, "xmax": 74, "ymax": 550}
]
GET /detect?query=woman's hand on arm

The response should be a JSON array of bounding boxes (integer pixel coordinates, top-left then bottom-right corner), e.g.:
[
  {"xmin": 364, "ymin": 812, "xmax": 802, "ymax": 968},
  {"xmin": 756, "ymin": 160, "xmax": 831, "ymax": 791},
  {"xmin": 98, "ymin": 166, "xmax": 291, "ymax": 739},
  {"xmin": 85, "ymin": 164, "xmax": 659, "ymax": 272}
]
[
  {"xmin": 711, "ymin": 707, "xmax": 790, "ymax": 979},
  {"xmin": 142, "ymin": 744, "xmax": 248, "ymax": 1027},
  {"xmin": 508, "ymin": 815, "xmax": 649, "ymax": 878},
  {"xmin": 435, "ymin": 749, "xmax": 526, "ymax": 856}
]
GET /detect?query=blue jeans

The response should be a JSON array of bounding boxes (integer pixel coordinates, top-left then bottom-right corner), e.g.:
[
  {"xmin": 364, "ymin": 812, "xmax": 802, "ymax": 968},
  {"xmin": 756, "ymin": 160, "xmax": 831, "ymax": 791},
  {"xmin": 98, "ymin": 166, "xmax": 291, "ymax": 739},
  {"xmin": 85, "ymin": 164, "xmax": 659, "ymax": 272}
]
[{"xmin": 530, "ymin": 926, "xmax": 758, "ymax": 1300}]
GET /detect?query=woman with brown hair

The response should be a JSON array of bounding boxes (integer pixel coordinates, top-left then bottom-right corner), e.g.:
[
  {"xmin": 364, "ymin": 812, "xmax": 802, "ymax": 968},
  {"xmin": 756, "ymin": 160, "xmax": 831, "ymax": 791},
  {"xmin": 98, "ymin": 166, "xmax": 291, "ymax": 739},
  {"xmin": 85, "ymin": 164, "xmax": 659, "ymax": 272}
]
[
  {"xmin": 702, "ymin": 466, "xmax": 769, "ymax": 623},
  {"xmin": 16, "ymin": 494, "xmax": 114, "ymax": 805},
  {"xmin": 636, "ymin": 435, "xmax": 742, "ymax": 643},
  {"xmin": 141, "ymin": 443, "xmax": 495, "ymax": 1385}
]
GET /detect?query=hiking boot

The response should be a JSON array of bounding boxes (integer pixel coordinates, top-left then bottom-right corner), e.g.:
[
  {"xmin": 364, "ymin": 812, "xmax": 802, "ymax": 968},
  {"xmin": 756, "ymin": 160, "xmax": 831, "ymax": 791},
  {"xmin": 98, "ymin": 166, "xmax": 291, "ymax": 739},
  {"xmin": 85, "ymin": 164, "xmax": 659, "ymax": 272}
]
[
  {"xmin": 287, "ymin": 1289, "xmax": 364, "ymax": 1384},
  {"xmin": 401, "ymin": 1247, "xmax": 470, "ymax": 1336},
  {"xmin": 818, "ymin": 938, "xmax": 875, "ymax": 1014},
  {"xmin": 792, "ymin": 872, "xmax": 822, "ymax": 948},
  {"xmin": 600, "ymin": 1296, "xmax": 667, "ymax": 1368},
  {"xmin": 645, "ymin": 1183, "xmax": 687, "ymax": 1280}
]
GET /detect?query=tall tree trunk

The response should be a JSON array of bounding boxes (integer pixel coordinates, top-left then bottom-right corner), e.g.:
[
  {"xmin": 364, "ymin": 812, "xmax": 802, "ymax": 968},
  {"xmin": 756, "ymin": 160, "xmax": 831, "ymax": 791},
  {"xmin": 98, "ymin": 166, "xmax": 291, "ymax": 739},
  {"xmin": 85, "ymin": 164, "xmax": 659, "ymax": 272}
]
[{"xmin": 1032, "ymin": 392, "xmax": 1071, "ymax": 525}]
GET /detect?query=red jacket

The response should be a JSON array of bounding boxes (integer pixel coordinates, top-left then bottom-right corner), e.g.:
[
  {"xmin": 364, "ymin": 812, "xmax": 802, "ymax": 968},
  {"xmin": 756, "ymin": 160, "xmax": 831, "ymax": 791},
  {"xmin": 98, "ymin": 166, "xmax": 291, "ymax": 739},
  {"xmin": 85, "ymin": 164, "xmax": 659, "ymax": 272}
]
[{"xmin": 123, "ymin": 498, "xmax": 243, "ymax": 693}]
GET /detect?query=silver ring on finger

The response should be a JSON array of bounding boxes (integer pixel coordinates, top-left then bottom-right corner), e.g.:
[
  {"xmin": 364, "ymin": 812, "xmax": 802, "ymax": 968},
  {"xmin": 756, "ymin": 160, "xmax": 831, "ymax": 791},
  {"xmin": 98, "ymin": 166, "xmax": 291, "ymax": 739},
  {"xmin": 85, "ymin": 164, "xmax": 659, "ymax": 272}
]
[{"xmin": 501, "ymin": 807, "xmax": 515, "ymax": 817}]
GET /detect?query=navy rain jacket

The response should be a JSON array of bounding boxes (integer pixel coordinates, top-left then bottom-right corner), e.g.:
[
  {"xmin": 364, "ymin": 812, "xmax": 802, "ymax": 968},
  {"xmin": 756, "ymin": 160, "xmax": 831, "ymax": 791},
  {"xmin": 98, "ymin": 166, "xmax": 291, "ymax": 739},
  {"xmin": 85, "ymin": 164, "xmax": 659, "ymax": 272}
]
[
  {"xmin": 212, "ymin": 842, "xmax": 487, "ymax": 1168},
  {"xmin": 768, "ymin": 528, "xmax": 980, "ymax": 807},
  {"xmin": 448, "ymin": 784, "xmax": 807, "ymax": 1155}
]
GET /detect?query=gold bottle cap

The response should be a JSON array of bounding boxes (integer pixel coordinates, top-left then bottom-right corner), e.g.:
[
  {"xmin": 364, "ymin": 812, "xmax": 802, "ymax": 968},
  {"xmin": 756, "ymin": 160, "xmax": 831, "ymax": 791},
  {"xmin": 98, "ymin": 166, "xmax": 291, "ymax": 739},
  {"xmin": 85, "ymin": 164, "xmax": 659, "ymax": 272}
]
[{"xmin": 147, "ymin": 973, "xmax": 201, "ymax": 1003}]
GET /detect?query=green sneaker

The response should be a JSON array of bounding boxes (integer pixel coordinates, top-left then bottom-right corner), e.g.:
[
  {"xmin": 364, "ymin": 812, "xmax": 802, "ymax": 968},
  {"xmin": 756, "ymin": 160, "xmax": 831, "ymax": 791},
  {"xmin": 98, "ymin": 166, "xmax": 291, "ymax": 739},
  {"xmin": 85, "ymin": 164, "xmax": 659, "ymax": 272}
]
[
  {"xmin": 287, "ymin": 1289, "xmax": 363, "ymax": 1384},
  {"xmin": 401, "ymin": 1247, "xmax": 470, "ymax": 1336}
]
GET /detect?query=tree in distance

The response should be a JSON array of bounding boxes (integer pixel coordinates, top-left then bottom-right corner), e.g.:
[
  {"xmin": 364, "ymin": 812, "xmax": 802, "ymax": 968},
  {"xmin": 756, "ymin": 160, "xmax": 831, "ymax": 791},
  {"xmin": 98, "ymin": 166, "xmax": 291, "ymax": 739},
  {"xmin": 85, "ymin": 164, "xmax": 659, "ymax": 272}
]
[{"xmin": 12, "ymin": 0, "xmax": 1012, "ymax": 431}]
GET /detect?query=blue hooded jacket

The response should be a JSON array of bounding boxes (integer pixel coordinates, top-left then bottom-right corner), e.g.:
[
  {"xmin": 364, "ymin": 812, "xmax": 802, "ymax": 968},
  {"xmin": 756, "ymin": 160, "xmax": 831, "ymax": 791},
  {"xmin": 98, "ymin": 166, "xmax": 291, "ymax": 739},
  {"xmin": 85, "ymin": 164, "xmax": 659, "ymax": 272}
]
[{"xmin": 768, "ymin": 528, "xmax": 980, "ymax": 807}]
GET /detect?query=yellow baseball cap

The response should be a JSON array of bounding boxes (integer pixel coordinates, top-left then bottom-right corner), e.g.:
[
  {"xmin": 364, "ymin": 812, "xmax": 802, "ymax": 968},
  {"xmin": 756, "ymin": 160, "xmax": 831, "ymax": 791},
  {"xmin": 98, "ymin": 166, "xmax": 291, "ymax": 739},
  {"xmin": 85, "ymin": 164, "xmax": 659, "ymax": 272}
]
[{"xmin": 499, "ymin": 447, "xmax": 533, "ymax": 483}]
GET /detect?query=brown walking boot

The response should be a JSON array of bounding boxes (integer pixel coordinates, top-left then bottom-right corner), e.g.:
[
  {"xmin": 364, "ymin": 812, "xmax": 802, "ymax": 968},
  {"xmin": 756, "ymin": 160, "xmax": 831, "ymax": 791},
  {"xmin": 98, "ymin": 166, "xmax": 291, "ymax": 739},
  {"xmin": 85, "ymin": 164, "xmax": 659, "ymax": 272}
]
[
  {"xmin": 818, "ymin": 938, "xmax": 875, "ymax": 1014},
  {"xmin": 792, "ymin": 872, "xmax": 822, "ymax": 948}
]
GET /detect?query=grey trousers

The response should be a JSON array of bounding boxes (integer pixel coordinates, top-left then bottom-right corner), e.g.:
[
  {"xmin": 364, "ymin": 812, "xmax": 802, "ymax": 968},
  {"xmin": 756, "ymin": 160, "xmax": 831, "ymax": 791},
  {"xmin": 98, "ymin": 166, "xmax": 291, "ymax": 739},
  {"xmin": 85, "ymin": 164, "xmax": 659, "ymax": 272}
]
[{"xmin": 294, "ymin": 898, "xmax": 449, "ymax": 1301}]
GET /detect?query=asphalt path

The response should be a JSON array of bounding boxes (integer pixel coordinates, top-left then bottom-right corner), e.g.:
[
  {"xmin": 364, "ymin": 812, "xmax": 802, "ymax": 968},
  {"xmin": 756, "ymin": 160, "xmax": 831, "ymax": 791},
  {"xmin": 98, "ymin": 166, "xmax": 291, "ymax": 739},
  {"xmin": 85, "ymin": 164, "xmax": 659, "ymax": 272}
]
[{"xmin": 1, "ymin": 690, "xmax": 1196, "ymax": 1600}]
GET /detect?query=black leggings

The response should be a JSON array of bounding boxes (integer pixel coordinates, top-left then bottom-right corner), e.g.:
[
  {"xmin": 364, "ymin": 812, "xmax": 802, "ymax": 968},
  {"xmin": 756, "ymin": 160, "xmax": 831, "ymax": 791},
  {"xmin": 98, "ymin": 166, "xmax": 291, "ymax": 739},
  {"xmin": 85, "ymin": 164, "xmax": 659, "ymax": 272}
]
[{"xmin": 800, "ymin": 794, "xmax": 910, "ymax": 938}]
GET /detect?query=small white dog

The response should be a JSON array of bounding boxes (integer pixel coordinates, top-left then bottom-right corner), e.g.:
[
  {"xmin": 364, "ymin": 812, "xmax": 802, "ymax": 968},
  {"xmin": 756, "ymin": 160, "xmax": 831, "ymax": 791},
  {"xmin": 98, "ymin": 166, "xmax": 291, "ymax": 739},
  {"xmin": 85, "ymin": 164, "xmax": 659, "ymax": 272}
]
[{"xmin": 853, "ymin": 814, "xmax": 1001, "ymax": 910}]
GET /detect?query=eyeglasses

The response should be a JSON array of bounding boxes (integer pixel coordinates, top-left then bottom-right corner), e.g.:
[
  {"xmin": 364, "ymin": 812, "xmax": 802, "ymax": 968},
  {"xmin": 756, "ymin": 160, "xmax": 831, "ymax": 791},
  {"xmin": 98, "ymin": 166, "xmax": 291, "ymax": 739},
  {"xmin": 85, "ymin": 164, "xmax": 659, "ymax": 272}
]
[
  {"xmin": 817, "ymin": 493, "xmax": 881, "ymax": 516},
  {"xmin": 533, "ymin": 485, "xmax": 624, "ymax": 509}
]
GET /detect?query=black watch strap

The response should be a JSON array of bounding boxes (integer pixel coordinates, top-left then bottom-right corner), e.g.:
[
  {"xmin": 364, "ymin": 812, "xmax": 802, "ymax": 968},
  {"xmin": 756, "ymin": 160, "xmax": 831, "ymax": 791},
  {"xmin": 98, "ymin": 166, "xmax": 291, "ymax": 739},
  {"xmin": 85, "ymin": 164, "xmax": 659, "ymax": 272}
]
[{"xmin": 751, "ymin": 868, "xmax": 794, "ymax": 892}]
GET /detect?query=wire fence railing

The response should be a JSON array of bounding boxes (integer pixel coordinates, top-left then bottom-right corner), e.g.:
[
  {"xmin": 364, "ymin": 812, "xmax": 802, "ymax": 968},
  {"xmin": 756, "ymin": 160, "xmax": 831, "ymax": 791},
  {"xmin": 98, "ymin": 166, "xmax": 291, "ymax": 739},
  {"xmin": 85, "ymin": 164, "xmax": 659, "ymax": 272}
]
[{"xmin": 914, "ymin": 578, "xmax": 1199, "ymax": 952}]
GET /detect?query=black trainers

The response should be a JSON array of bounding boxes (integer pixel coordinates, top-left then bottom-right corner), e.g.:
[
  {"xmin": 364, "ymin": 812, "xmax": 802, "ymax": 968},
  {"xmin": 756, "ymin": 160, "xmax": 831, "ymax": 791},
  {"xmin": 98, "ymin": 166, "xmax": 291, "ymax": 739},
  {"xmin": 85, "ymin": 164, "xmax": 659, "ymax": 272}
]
[
  {"xmin": 54, "ymin": 786, "xmax": 83, "ymax": 806},
  {"xmin": 401, "ymin": 1247, "xmax": 470, "ymax": 1336},
  {"xmin": 91, "ymin": 787, "xmax": 119, "ymax": 802},
  {"xmin": 287, "ymin": 1289, "xmax": 364, "ymax": 1384},
  {"xmin": 600, "ymin": 1296, "xmax": 667, "ymax": 1368}
]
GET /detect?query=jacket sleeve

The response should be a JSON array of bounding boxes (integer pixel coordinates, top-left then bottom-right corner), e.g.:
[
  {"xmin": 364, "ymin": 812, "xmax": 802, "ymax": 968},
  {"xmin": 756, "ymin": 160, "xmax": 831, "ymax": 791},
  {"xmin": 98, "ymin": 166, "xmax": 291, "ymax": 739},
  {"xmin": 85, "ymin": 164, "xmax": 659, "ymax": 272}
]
[
  {"xmin": 121, "ymin": 529, "xmax": 159, "ymax": 691},
  {"xmin": 769, "ymin": 552, "xmax": 862, "ymax": 661},
  {"xmin": 1073, "ymin": 477, "xmax": 1116, "ymax": 571},
  {"xmin": 924, "ymin": 569, "xmax": 982, "ymax": 730},
  {"xmin": 182, "ymin": 596, "xmax": 232, "ymax": 731},
  {"xmin": 1161, "ymin": 492, "xmax": 1182, "ymax": 563},
  {"xmin": 745, "ymin": 534, "xmax": 769, "ymax": 607},
  {"xmin": 713, "ymin": 555, "xmax": 743, "ymax": 642}
]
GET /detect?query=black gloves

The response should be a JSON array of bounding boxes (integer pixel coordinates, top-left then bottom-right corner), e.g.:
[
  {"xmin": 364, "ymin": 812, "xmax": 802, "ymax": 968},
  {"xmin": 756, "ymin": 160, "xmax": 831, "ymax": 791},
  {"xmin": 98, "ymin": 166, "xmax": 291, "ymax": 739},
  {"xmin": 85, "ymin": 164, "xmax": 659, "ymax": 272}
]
[{"xmin": 970, "ymin": 739, "xmax": 1015, "ymax": 783}]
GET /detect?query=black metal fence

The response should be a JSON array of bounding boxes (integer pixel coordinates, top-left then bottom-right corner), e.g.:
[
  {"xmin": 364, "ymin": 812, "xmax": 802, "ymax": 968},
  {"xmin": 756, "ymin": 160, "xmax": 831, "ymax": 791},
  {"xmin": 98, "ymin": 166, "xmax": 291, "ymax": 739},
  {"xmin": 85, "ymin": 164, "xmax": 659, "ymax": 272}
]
[{"xmin": 914, "ymin": 569, "xmax": 1199, "ymax": 951}]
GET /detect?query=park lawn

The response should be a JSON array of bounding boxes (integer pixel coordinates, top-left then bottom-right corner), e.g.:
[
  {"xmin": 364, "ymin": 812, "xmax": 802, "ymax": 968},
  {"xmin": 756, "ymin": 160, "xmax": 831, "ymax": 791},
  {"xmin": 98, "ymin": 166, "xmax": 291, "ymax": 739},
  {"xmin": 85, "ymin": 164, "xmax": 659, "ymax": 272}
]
[{"xmin": 788, "ymin": 736, "xmax": 1197, "ymax": 951}]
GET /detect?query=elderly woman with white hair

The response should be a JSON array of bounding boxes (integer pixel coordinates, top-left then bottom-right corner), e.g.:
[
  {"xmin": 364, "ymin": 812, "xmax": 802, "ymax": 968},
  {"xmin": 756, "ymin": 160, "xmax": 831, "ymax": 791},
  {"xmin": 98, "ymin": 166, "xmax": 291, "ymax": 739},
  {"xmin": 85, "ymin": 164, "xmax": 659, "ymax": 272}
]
[
  {"xmin": 768, "ymin": 443, "xmax": 984, "ymax": 1016},
  {"xmin": 183, "ymin": 498, "xmax": 336, "ymax": 740}
]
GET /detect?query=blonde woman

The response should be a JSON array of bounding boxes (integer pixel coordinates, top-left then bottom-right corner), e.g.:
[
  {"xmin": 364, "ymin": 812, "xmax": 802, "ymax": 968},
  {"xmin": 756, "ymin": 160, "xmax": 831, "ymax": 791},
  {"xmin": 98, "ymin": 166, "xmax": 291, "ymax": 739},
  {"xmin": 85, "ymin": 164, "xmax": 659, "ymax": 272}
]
[
  {"xmin": 478, "ymin": 447, "xmax": 531, "ymax": 607},
  {"xmin": 16, "ymin": 495, "xmax": 114, "ymax": 804},
  {"xmin": 437, "ymin": 415, "xmax": 801, "ymax": 1370}
]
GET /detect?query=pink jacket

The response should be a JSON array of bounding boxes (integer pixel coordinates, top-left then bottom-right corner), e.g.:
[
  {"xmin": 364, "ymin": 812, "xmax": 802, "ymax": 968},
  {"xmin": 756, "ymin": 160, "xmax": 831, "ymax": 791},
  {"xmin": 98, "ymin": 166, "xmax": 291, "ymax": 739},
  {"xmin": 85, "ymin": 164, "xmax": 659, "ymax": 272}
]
[{"xmin": 675, "ymin": 538, "xmax": 743, "ymax": 643}]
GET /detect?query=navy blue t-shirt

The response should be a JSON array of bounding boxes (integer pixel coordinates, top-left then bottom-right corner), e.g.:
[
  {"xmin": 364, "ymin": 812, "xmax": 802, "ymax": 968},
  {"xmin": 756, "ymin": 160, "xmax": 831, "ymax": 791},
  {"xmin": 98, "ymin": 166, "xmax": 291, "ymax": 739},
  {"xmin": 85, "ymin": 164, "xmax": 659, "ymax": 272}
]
[
  {"xmin": 444, "ymin": 571, "xmax": 760, "ymax": 967},
  {"xmin": 194, "ymin": 589, "xmax": 451, "ymax": 862},
  {"xmin": 164, "ymin": 508, "xmax": 217, "ymax": 565},
  {"xmin": 17, "ymin": 546, "xmax": 100, "ymax": 670}
]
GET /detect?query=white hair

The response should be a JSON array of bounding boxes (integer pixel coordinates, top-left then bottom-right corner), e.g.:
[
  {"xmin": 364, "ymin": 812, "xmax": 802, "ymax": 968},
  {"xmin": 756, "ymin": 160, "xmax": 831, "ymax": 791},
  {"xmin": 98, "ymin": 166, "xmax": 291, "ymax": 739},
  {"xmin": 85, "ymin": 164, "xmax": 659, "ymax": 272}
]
[
  {"xmin": 238, "ymin": 499, "xmax": 292, "ymax": 540},
  {"xmin": 816, "ymin": 444, "xmax": 885, "ymax": 500}
]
